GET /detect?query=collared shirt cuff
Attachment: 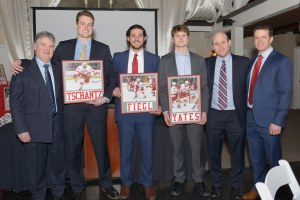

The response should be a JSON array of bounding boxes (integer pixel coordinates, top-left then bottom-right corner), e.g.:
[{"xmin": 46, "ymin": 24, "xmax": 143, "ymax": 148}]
[
  {"xmin": 163, "ymin": 111, "xmax": 169, "ymax": 114},
  {"xmin": 104, "ymin": 97, "xmax": 110, "ymax": 103}
]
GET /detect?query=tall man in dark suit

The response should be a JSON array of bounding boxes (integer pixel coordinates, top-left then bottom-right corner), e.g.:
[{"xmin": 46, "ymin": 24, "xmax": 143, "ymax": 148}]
[
  {"xmin": 242, "ymin": 25, "xmax": 293, "ymax": 199},
  {"xmin": 158, "ymin": 25, "xmax": 210, "ymax": 197},
  {"xmin": 11, "ymin": 10, "xmax": 119, "ymax": 200},
  {"xmin": 10, "ymin": 31, "xmax": 66, "ymax": 200},
  {"xmin": 205, "ymin": 32, "xmax": 249, "ymax": 199},
  {"xmin": 112, "ymin": 24, "xmax": 161, "ymax": 200}
]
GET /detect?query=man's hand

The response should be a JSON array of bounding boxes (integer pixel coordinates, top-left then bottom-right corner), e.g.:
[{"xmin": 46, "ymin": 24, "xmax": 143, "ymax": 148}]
[
  {"xmin": 196, "ymin": 112, "xmax": 207, "ymax": 125},
  {"xmin": 163, "ymin": 112, "xmax": 173, "ymax": 126},
  {"xmin": 149, "ymin": 106, "xmax": 162, "ymax": 115},
  {"xmin": 86, "ymin": 97, "xmax": 108, "ymax": 106},
  {"xmin": 11, "ymin": 60, "xmax": 23, "ymax": 75},
  {"xmin": 269, "ymin": 123, "xmax": 282, "ymax": 135},
  {"xmin": 113, "ymin": 87, "xmax": 121, "ymax": 98},
  {"xmin": 18, "ymin": 132, "xmax": 31, "ymax": 143}
]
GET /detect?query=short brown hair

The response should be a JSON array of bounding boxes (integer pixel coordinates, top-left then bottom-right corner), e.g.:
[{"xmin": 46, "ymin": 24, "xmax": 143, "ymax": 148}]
[
  {"xmin": 126, "ymin": 24, "xmax": 148, "ymax": 48},
  {"xmin": 253, "ymin": 25, "xmax": 273, "ymax": 37},
  {"xmin": 171, "ymin": 25, "xmax": 190, "ymax": 38},
  {"xmin": 76, "ymin": 10, "xmax": 94, "ymax": 25}
]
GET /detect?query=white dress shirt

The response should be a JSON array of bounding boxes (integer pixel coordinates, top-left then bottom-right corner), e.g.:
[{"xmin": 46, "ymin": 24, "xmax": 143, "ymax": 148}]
[{"xmin": 127, "ymin": 49, "xmax": 144, "ymax": 73}]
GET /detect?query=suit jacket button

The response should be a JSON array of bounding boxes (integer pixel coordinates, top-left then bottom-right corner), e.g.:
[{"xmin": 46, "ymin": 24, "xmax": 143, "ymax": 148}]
[
  {"xmin": 33, "ymin": 92, "xmax": 36, "ymax": 94},
  {"xmin": 38, "ymin": 104, "xmax": 41, "ymax": 106},
  {"xmin": 38, "ymin": 116, "xmax": 41, "ymax": 119}
]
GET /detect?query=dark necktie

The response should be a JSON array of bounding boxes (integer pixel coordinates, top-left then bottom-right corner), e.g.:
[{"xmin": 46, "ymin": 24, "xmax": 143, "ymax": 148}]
[
  {"xmin": 43, "ymin": 64, "xmax": 56, "ymax": 116},
  {"xmin": 132, "ymin": 54, "xmax": 138, "ymax": 73},
  {"xmin": 218, "ymin": 60, "xmax": 227, "ymax": 110},
  {"xmin": 248, "ymin": 55, "xmax": 263, "ymax": 105}
]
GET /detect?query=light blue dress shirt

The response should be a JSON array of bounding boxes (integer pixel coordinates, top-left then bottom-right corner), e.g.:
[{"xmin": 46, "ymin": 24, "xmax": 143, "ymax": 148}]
[
  {"xmin": 247, "ymin": 47, "xmax": 274, "ymax": 108},
  {"xmin": 75, "ymin": 38, "xmax": 91, "ymax": 60},
  {"xmin": 35, "ymin": 56, "xmax": 57, "ymax": 111},
  {"xmin": 175, "ymin": 50, "xmax": 191, "ymax": 75},
  {"xmin": 211, "ymin": 53, "xmax": 235, "ymax": 110}
]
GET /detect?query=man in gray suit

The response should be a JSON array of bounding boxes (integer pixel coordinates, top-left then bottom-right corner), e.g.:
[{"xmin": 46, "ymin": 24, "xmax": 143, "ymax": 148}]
[{"xmin": 158, "ymin": 25, "xmax": 209, "ymax": 196}]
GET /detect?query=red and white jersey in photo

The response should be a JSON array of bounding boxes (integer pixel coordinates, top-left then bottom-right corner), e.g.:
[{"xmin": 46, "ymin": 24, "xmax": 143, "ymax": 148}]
[
  {"xmin": 5, "ymin": 96, "xmax": 10, "ymax": 110},
  {"xmin": 134, "ymin": 81, "xmax": 144, "ymax": 92},
  {"xmin": 76, "ymin": 65, "xmax": 94, "ymax": 75},
  {"xmin": 171, "ymin": 86, "xmax": 177, "ymax": 97},
  {"xmin": 181, "ymin": 84, "xmax": 190, "ymax": 94}
]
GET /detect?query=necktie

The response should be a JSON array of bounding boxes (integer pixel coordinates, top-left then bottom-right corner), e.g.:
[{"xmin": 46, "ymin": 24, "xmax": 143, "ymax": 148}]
[
  {"xmin": 43, "ymin": 64, "xmax": 56, "ymax": 116},
  {"xmin": 80, "ymin": 44, "xmax": 87, "ymax": 60},
  {"xmin": 218, "ymin": 60, "xmax": 227, "ymax": 110},
  {"xmin": 248, "ymin": 55, "xmax": 263, "ymax": 105},
  {"xmin": 132, "ymin": 54, "xmax": 138, "ymax": 73}
]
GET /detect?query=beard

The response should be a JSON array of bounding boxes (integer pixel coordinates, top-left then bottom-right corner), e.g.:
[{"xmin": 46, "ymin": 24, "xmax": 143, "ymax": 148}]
[{"xmin": 130, "ymin": 41, "xmax": 144, "ymax": 51}]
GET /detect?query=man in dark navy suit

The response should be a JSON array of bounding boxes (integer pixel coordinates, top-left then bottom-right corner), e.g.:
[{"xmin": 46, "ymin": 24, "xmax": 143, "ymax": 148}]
[
  {"xmin": 205, "ymin": 32, "xmax": 249, "ymax": 199},
  {"xmin": 11, "ymin": 10, "xmax": 119, "ymax": 200},
  {"xmin": 10, "ymin": 31, "xmax": 66, "ymax": 200},
  {"xmin": 112, "ymin": 24, "xmax": 161, "ymax": 200},
  {"xmin": 243, "ymin": 25, "xmax": 293, "ymax": 199}
]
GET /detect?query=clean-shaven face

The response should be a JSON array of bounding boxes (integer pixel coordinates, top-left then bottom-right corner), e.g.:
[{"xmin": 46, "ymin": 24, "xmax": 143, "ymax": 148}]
[
  {"xmin": 254, "ymin": 29, "xmax": 273, "ymax": 54},
  {"xmin": 127, "ymin": 28, "xmax": 145, "ymax": 51},
  {"xmin": 76, "ymin": 16, "xmax": 93, "ymax": 40},
  {"xmin": 212, "ymin": 32, "xmax": 231, "ymax": 59},
  {"xmin": 172, "ymin": 31, "xmax": 189, "ymax": 48},
  {"xmin": 34, "ymin": 36, "xmax": 54, "ymax": 64}
]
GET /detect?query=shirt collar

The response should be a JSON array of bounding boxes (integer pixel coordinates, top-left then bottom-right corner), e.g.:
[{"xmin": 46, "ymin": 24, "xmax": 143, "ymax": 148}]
[
  {"xmin": 216, "ymin": 52, "xmax": 232, "ymax": 63},
  {"xmin": 175, "ymin": 49, "xmax": 190, "ymax": 57},
  {"xmin": 35, "ymin": 56, "xmax": 51, "ymax": 66},
  {"xmin": 76, "ymin": 38, "xmax": 92, "ymax": 46},
  {"xmin": 259, "ymin": 47, "xmax": 273, "ymax": 59},
  {"xmin": 129, "ymin": 49, "xmax": 144, "ymax": 57}
]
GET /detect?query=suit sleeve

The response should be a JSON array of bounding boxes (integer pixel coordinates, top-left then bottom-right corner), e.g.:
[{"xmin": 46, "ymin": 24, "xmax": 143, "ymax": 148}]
[
  {"xmin": 103, "ymin": 46, "xmax": 117, "ymax": 100},
  {"xmin": 200, "ymin": 58, "xmax": 209, "ymax": 113},
  {"xmin": 272, "ymin": 56, "xmax": 293, "ymax": 127},
  {"xmin": 158, "ymin": 57, "xmax": 169, "ymax": 113},
  {"xmin": 10, "ymin": 70, "xmax": 28, "ymax": 135}
]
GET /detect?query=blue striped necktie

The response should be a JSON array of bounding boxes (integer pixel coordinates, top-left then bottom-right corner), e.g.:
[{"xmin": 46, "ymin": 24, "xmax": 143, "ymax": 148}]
[
  {"xmin": 218, "ymin": 60, "xmax": 227, "ymax": 110},
  {"xmin": 43, "ymin": 64, "xmax": 56, "ymax": 116}
]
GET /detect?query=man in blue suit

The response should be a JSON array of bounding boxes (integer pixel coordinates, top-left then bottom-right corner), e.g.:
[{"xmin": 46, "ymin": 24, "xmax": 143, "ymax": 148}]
[
  {"xmin": 112, "ymin": 24, "xmax": 161, "ymax": 200},
  {"xmin": 10, "ymin": 31, "xmax": 66, "ymax": 200},
  {"xmin": 242, "ymin": 25, "xmax": 293, "ymax": 199}
]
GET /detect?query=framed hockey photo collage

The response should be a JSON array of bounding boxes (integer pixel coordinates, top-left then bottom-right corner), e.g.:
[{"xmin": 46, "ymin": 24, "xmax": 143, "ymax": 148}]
[
  {"xmin": 62, "ymin": 60, "xmax": 104, "ymax": 104},
  {"xmin": 120, "ymin": 73, "xmax": 159, "ymax": 114},
  {"xmin": 0, "ymin": 64, "xmax": 8, "ymax": 85},
  {"xmin": 3, "ymin": 87, "xmax": 10, "ymax": 111},
  {"xmin": 167, "ymin": 75, "xmax": 202, "ymax": 125}
]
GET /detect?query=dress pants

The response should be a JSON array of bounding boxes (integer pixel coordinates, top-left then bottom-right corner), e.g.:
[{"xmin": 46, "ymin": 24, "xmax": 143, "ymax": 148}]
[
  {"xmin": 24, "ymin": 113, "xmax": 66, "ymax": 200},
  {"xmin": 246, "ymin": 109, "xmax": 282, "ymax": 191},
  {"xmin": 64, "ymin": 103, "xmax": 112, "ymax": 193},
  {"xmin": 117, "ymin": 114, "xmax": 155, "ymax": 186},
  {"xmin": 206, "ymin": 109, "xmax": 245, "ymax": 188},
  {"xmin": 169, "ymin": 124, "xmax": 205, "ymax": 183}
]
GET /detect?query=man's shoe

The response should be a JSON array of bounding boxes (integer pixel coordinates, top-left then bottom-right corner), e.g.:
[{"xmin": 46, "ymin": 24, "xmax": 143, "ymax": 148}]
[
  {"xmin": 210, "ymin": 186, "xmax": 221, "ymax": 197},
  {"xmin": 171, "ymin": 182, "xmax": 183, "ymax": 196},
  {"xmin": 54, "ymin": 196, "xmax": 65, "ymax": 200},
  {"xmin": 231, "ymin": 187, "xmax": 242, "ymax": 199},
  {"xmin": 101, "ymin": 186, "xmax": 120, "ymax": 199},
  {"xmin": 120, "ymin": 185, "xmax": 130, "ymax": 199},
  {"xmin": 71, "ymin": 192, "xmax": 82, "ymax": 200},
  {"xmin": 145, "ymin": 186, "xmax": 156, "ymax": 200},
  {"xmin": 195, "ymin": 182, "xmax": 209, "ymax": 196},
  {"xmin": 242, "ymin": 190, "xmax": 259, "ymax": 200}
]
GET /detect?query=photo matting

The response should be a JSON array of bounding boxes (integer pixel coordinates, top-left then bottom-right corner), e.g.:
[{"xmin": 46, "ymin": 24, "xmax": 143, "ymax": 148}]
[
  {"xmin": 0, "ymin": 64, "xmax": 8, "ymax": 85},
  {"xmin": 167, "ymin": 75, "xmax": 201, "ymax": 125}
]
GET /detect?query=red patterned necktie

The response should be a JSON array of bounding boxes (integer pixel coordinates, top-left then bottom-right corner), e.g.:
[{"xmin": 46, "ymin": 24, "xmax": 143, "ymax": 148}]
[
  {"xmin": 132, "ymin": 54, "xmax": 138, "ymax": 73},
  {"xmin": 218, "ymin": 60, "xmax": 227, "ymax": 110},
  {"xmin": 248, "ymin": 55, "xmax": 263, "ymax": 105}
]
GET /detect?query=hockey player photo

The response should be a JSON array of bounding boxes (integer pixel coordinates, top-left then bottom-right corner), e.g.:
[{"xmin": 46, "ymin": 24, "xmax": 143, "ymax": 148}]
[
  {"xmin": 3, "ymin": 87, "xmax": 10, "ymax": 111},
  {"xmin": 120, "ymin": 73, "xmax": 159, "ymax": 114},
  {"xmin": 0, "ymin": 64, "xmax": 8, "ymax": 85},
  {"xmin": 62, "ymin": 60, "xmax": 104, "ymax": 104},
  {"xmin": 167, "ymin": 75, "xmax": 202, "ymax": 124}
]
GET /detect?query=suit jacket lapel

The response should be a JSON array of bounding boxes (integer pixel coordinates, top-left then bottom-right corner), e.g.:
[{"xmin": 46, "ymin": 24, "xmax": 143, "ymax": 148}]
[
  {"xmin": 258, "ymin": 49, "xmax": 276, "ymax": 78},
  {"xmin": 51, "ymin": 60, "xmax": 60, "ymax": 100},
  {"xmin": 247, "ymin": 56, "xmax": 257, "ymax": 86},
  {"xmin": 209, "ymin": 56, "xmax": 217, "ymax": 91},
  {"xmin": 68, "ymin": 39, "xmax": 76, "ymax": 60},
  {"xmin": 29, "ymin": 59, "xmax": 50, "ymax": 100},
  {"xmin": 144, "ymin": 51, "xmax": 151, "ymax": 73},
  {"xmin": 190, "ymin": 53, "xmax": 197, "ymax": 75},
  {"xmin": 123, "ymin": 50, "xmax": 129, "ymax": 73},
  {"xmin": 232, "ymin": 55, "xmax": 238, "ymax": 99},
  {"xmin": 90, "ymin": 39, "xmax": 97, "ymax": 60},
  {"xmin": 170, "ymin": 52, "xmax": 178, "ymax": 75}
]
